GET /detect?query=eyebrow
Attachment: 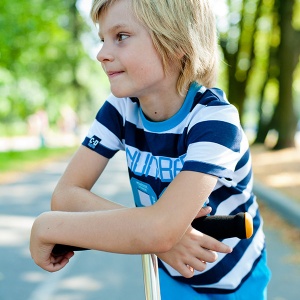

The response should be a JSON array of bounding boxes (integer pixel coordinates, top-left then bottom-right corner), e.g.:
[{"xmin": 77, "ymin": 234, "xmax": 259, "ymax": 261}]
[{"xmin": 98, "ymin": 23, "xmax": 130, "ymax": 38}]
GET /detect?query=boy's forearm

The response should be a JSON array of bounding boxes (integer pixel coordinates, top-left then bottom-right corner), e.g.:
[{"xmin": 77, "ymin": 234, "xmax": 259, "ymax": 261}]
[
  {"xmin": 34, "ymin": 207, "xmax": 170, "ymax": 254},
  {"xmin": 51, "ymin": 186, "xmax": 124, "ymax": 212}
]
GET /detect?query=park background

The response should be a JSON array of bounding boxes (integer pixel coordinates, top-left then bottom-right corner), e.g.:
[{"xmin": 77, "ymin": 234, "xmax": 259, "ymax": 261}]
[
  {"xmin": 0, "ymin": 0, "xmax": 300, "ymax": 150},
  {"xmin": 1, "ymin": 0, "xmax": 300, "ymax": 299}
]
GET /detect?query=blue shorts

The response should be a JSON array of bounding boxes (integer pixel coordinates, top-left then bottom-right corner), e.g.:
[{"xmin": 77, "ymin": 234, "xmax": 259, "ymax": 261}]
[{"xmin": 159, "ymin": 250, "xmax": 271, "ymax": 300}]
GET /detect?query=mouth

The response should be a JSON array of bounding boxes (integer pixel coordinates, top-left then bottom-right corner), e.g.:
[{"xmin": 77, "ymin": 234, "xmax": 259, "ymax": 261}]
[{"xmin": 107, "ymin": 71, "xmax": 124, "ymax": 78}]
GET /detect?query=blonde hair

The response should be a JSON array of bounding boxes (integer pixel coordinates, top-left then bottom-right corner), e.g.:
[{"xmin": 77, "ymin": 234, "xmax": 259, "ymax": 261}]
[{"xmin": 91, "ymin": 0, "xmax": 218, "ymax": 95}]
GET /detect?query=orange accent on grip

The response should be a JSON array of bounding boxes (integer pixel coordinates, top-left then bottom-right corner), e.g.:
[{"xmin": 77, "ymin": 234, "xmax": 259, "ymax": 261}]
[{"xmin": 244, "ymin": 212, "xmax": 253, "ymax": 239}]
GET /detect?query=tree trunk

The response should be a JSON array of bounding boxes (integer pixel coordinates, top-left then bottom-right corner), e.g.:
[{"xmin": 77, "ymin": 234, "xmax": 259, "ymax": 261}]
[{"xmin": 272, "ymin": 0, "xmax": 298, "ymax": 149}]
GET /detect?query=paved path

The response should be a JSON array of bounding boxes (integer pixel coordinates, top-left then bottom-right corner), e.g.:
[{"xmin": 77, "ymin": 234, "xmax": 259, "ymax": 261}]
[
  {"xmin": 0, "ymin": 152, "xmax": 300, "ymax": 299},
  {"xmin": 0, "ymin": 153, "xmax": 144, "ymax": 300}
]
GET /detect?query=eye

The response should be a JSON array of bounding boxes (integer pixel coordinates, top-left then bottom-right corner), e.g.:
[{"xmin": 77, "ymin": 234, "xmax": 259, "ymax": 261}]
[
  {"xmin": 116, "ymin": 33, "xmax": 129, "ymax": 42},
  {"xmin": 98, "ymin": 35, "xmax": 104, "ymax": 44}
]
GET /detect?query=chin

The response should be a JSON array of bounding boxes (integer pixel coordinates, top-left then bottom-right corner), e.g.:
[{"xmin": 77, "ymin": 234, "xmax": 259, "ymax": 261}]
[
  {"xmin": 110, "ymin": 87, "xmax": 133, "ymax": 99},
  {"xmin": 111, "ymin": 91, "xmax": 128, "ymax": 98}
]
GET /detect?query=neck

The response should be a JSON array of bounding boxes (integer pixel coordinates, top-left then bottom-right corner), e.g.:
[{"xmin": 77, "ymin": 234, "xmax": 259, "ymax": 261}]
[{"xmin": 139, "ymin": 91, "xmax": 185, "ymax": 122}]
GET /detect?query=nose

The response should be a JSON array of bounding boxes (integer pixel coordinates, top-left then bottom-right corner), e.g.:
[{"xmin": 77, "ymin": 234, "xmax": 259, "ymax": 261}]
[{"xmin": 96, "ymin": 43, "xmax": 114, "ymax": 63}]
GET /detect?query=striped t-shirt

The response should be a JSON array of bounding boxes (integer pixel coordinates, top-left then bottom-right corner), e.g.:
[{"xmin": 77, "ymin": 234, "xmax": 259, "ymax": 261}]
[{"xmin": 82, "ymin": 82, "xmax": 266, "ymax": 293}]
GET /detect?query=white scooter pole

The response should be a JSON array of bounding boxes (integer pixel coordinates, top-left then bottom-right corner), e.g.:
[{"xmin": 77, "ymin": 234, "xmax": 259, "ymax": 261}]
[{"xmin": 142, "ymin": 254, "xmax": 161, "ymax": 300}]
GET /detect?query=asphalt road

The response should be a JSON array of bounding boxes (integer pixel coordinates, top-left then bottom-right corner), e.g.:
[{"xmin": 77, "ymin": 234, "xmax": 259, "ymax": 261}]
[{"xmin": 0, "ymin": 152, "xmax": 299, "ymax": 300}]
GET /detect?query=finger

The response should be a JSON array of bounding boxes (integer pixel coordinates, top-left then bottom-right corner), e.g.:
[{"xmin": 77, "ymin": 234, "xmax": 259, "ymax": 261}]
[
  {"xmin": 48, "ymin": 251, "xmax": 74, "ymax": 271},
  {"xmin": 48, "ymin": 257, "xmax": 70, "ymax": 272},
  {"xmin": 194, "ymin": 206, "xmax": 212, "ymax": 219},
  {"xmin": 50, "ymin": 251, "xmax": 74, "ymax": 263},
  {"xmin": 175, "ymin": 262, "xmax": 197, "ymax": 278},
  {"xmin": 186, "ymin": 259, "xmax": 207, "ymax": 273},
  {"xmin": 200, "ymin": 234, "xmax": 232, "ymax": 253}
]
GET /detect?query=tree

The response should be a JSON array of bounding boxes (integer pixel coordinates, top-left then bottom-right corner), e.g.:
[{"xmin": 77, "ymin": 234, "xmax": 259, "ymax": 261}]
[
  {"xmin": 219, "ymin": 0, "xmax": 300, "ymax": 149},
  {"xmin": 219, "ymin": 0, "xmax": 263, "ymax": 117},
  {"xmin": 0, "ymin": 0, "xmax": 106, "ymax": 133},
  {"xmin": 254, "ymin": 0, "xmax": 300, "ymax": 149},
  {"xmin": 271, "ymin": 0, "xmax": 299, "ymax": 148}
]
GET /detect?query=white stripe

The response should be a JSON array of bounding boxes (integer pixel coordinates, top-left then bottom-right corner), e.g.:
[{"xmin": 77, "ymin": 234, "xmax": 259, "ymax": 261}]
[
  {"xmin": 187, "ymin": 104, "xmax": 240, "ymax": 131},
  {"xmin": 187, "ymin": 142, "xmax": 239, "ymax": 171},
  {"xmin": 88, "ymin": 119, "xmax": 124, "ymax": 151},
  {"xmin": 216, "ymin": 178, "xmax": 254, "ymax": 215},
  {"xmin": 107, "ymin": 95, "xmax": 141, "ymax": 128},
  {"xmin": 234, "ymin": 158, "xmax": 252, "ymax": 181}
]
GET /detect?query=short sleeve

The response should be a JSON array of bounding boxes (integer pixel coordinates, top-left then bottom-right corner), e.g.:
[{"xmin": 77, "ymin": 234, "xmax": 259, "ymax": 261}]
[
  {"xmin": 182, "ymin": 91, "xmax": 242, "ymax": 180},
  {"xmin": 82, "ymin": 94, "xmax": 126, "ymax": 158}
]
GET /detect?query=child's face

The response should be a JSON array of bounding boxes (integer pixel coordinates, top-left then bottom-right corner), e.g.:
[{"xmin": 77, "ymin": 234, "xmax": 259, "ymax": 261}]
[{"xmin": 97, "ymin": 0, "xmax": 179, "ymax": 100}]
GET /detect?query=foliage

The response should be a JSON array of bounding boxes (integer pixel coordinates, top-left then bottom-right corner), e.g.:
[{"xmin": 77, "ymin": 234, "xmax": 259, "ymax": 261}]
[
  {"xmin": 1, "ymin": 0, "xmax": 299, "ymax": 149},
  {"xmin": 0, "ymin": 147, "xmax": 76, "ymax": 174},
  {"xmin": 218, "ymin": 0, "xmax": 300, "ymax": 149},
  {"xmin": 0, "ymin": 0, "xmax": 108, "ymax": 133}
]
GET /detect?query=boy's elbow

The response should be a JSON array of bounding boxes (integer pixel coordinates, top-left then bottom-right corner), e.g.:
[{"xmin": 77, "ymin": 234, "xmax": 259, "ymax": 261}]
[
  {"xmin": 51, "ymin": 188, "xmax": 65, "ymax": 211},
  {"xmin": 151, "ymin": 233, "xmax": 178, "ymax": 253},
  {"xmin": 147, "ymin": 219, "xmax": 179, "ymax": 253},
  {"xmin": 156, "ymin": 237, "xmax": 176, "ymax": 253}
]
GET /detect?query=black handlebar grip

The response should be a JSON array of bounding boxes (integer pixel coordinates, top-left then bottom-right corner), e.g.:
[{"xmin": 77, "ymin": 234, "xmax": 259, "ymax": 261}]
[
  {"xmin": 192, "ymin": 212, "xmax": 253, "ymax": 240},
  {"xmin": 52, "ymin": 212, "xmax": 253, "ymax": 256},
  {"xmin": 52, "ymin": 244, "xmax": 89, "ymax": 256}
]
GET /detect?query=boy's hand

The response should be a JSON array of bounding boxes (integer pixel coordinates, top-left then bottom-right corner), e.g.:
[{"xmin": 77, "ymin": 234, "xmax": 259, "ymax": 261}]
[
  {"xmin": 157, "ymin": 207, "xmax": 232, "ymax": 278},
  {"xmin": 30, "ymin": 214, "xmax": 74, "ymax": 272}
]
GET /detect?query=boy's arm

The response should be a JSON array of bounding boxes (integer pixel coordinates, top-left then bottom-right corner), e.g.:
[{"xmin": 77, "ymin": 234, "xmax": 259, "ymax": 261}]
[
  {"xmin": 48, "ymin": 164, "xmax": 220, "ymax": 255},
  {"xmin": 30, "ymin": 166, "xmax": 232, "ymax": 272},
  {"xmin": 51, "ymin": 145, "xmax": 125, "ymax": 212},
  {"xmin": 31, "ymin": 146, "xmax": 231, "ymax": 273}
]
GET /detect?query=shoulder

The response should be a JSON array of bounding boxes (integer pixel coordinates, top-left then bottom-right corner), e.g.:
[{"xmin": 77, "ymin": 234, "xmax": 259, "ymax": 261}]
[
  {"xmin": 190, "ymin": 87, "xmax": 240, "ymax": 126},
  {"xmin": 195, "ymin": 87, "xmax": 231, "ymax": 107},
  {"xmin": 104, "ymin": 94, "xmax": 134, "ymax": 110},
  {"xmin": 96, "ymin": 94, "xmax": 139, "ymax": 117}
]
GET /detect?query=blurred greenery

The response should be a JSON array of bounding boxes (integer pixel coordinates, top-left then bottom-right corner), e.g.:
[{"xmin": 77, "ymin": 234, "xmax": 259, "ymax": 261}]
[
  {"xmin": 0, "ymin": 147, "xmax": 76, "ymax": 174},
  {"xmin": 0, "ymin": 0, "xmax": 299, "ymax": 149},
  {"xmin": 217, "ymin": 0, "xmax": 300, "ymax": 149},
  {"xmin": 0, "ymin": 0, "xmax": 108, "ymax": 135}
]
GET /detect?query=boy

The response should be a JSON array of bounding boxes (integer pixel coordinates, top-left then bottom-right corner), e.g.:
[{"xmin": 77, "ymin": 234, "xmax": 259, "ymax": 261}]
[{"xmin": 30, "ymin": 0, "xmax": 271, "ymax": 298}]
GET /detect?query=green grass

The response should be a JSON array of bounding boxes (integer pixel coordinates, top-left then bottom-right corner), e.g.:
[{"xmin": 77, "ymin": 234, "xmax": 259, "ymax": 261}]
[{"xmin": 0, "ymin": 147, "xmax": 76, "ymax": 174}]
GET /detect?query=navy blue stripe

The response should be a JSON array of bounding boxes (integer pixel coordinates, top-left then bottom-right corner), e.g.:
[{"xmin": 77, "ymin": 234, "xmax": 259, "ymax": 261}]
[
  {"xmin": 82, "ymin": 137, "xmax": 117, "ymax": 158},
  {"xmin": 188, "ymin": 121, "xmax": 241, "ymax": 152},
  {"xmin": 235, "ymin": 149, "xmax": 250, "ymax": 171},
  {"xmin": 125, "ymin": 122, "xmax": 188, "ymax": 157},
  {"xmin": 198, "ymin": 89, "xmax": 229, "ymax": 106},
  {"xmin": 209, "ymin": 187, "xmax": 239, "ymax": 213},
  {"xmin": 129, "ymin": 97, "xmax": 140, "ymax": 105},
  {"xmin": 237, "ymin": 170, "xmax": 252, "ymax": 191},
  {"xmin": 209, "ymin": 170, "xmax": 253, "ymax": 213},
  {"xmin": 95, "ymin": 101, "xmax": 124, "ymax": 141},
  {"xmin": 182, "ymin": 161, "xmax": 233, "ymax": 179}
]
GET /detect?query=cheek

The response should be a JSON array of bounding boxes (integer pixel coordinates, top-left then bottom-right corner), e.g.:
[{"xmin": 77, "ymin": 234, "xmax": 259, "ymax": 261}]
[{"xmin": 131, "ymin": 55, "xmax": 165, "ymax": 80}]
